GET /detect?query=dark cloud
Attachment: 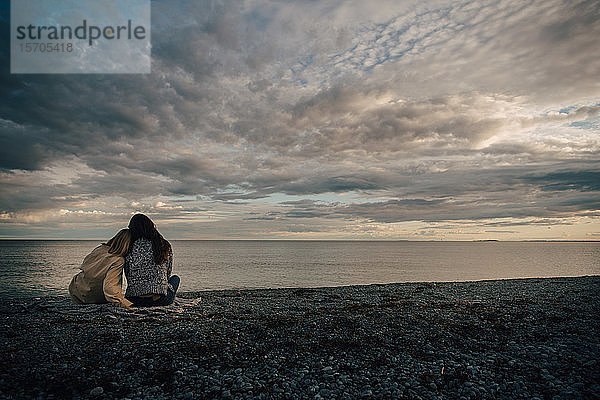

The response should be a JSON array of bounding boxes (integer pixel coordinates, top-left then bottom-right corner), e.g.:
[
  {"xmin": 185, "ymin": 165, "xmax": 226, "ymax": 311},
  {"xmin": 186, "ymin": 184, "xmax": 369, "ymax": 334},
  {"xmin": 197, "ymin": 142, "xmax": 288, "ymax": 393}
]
[
  {"xmin": 521, "ymin": 170, "xmax": 600, "ymax": 192},
  {"xmin": 0, "ymin": 121, "xmax": 54, "ymax": 170},
  {"xmin": 269, "ymin": 165, "xmax": 600, "ymax": 224},
  {"xmin": 483, "ymin": 219, "xmax": 576, "ymax": 227},
  {"xmin": 0, "ymin": 0, "xmax": 598, "ymax": 238}
]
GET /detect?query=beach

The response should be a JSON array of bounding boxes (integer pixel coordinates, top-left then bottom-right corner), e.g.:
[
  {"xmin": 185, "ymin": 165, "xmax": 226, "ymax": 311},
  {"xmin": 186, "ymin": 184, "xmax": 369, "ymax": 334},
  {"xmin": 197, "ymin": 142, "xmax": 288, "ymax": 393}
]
[{"xmin": 1, "ymin": 276, "xmax": 598, "ymax": 399}]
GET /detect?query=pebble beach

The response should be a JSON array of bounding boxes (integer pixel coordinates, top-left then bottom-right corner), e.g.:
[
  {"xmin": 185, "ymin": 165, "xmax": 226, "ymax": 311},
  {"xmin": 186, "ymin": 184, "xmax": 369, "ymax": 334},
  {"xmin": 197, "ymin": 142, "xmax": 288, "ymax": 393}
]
[{"xmin": 1, "ymin": 276, "xmax": 599, "ymax": 399}]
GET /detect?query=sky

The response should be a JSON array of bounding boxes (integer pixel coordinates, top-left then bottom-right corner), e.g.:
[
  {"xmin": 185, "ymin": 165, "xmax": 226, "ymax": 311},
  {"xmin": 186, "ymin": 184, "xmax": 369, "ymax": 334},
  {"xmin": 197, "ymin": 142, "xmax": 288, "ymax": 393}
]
[{"xmin": 0, "ymin": 0, "xmax": 599, "ymax": 240}]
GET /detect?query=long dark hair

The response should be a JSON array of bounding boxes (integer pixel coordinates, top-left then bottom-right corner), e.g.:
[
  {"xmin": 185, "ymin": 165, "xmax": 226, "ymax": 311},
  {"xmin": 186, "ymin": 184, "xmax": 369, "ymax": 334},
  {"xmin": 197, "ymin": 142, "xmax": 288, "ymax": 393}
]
[{"xmin": 128, "ymin": 214, "xmax": 171, "ymax": 264}]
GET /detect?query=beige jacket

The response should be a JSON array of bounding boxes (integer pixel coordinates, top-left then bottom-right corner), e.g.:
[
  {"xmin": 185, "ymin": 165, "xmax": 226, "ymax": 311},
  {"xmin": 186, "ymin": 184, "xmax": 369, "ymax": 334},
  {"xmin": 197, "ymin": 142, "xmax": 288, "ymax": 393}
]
[{"xmin": 69, "ymin": 244, "xmax": 133, "ymax": 308}]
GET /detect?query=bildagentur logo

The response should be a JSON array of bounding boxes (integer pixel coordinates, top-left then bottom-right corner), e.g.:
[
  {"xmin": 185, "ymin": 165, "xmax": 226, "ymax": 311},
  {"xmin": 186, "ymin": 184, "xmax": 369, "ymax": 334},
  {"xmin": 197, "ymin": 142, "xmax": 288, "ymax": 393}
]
[
  {"xmin": 11, "ymin": 0, "xmax": 151, "ymax": 74},
  {"xmin": 15, "ymin": 19, "xmax": 147, "ymax": 47}
]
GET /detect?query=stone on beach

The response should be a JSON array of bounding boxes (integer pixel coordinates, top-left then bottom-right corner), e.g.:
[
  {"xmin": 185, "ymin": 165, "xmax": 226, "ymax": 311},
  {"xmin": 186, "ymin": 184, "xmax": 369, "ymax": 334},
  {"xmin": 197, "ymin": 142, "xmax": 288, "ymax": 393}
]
[{"xmin": 0, "ymin": 276, "xmax": 599, "ymax": 399}]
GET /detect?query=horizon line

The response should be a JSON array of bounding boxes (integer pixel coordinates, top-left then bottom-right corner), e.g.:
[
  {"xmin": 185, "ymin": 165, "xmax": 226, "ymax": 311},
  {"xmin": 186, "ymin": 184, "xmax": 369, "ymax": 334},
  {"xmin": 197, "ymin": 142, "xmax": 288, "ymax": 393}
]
[{"xmin": 0, "ymin": 238, "xmax": 598, "ymax": 243}]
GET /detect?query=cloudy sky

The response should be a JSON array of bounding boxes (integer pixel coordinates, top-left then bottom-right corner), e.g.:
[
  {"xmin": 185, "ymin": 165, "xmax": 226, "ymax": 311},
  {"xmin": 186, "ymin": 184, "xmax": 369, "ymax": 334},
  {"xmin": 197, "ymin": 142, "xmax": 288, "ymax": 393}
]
[{"xmin": 1, "ymin": 0, "xmax": 599, "ymax": 240}]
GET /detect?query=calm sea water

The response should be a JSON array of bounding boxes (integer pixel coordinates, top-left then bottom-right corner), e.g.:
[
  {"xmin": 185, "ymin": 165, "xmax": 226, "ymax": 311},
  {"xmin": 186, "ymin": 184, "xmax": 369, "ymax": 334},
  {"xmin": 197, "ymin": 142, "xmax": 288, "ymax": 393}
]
[{"xmin": 0, "ymin": 240, "xmax": 599, "ymax": 298}]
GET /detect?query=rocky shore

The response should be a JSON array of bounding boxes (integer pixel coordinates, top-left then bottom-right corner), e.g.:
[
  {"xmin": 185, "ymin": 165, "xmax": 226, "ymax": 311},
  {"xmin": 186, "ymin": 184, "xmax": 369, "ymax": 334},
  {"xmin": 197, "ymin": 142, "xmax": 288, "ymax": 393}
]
[{"xmin": 1, "ymin": 276, "xmax": 599, "ymax": 399}]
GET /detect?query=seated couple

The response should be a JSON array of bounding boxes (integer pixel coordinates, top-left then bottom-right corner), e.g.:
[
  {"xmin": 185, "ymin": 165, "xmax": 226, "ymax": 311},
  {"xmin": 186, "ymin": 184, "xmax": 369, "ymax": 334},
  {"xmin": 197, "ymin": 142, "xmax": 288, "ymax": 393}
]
[{"xmin": 69, "ymin": 213, "xmax": 180, "ymax": 309}]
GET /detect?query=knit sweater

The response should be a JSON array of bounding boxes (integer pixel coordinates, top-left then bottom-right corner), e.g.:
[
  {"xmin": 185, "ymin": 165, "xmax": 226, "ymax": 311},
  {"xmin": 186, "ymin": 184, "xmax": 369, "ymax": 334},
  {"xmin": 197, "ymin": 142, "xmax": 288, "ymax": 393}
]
[{"xmin": 124, "ymin": 238, "xmax": 173, "ymax": 297}]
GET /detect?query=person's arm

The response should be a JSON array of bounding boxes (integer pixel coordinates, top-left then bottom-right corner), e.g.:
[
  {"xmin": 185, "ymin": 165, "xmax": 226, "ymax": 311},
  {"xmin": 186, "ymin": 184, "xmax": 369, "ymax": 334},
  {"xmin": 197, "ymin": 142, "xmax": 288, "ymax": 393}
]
[{"xmin": 103, "ymin": 258, "xmax": 133, "ymax": 309}]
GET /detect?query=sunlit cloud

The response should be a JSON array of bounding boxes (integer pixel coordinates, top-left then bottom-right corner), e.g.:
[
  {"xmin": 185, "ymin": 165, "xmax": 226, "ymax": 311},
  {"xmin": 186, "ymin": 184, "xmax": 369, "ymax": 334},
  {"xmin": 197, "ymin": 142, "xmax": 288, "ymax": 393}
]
[{"xmin": 0, "ymin": 0, "xmax": 599, "ymax": 239}]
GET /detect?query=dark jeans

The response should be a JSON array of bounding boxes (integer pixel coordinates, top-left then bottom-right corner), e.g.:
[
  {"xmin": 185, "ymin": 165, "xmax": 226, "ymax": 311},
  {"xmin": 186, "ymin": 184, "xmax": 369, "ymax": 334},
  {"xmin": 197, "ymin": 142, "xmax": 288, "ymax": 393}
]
[{"xmin": 127, "ymin": 275, "xmax": 180, "ymax": 307}]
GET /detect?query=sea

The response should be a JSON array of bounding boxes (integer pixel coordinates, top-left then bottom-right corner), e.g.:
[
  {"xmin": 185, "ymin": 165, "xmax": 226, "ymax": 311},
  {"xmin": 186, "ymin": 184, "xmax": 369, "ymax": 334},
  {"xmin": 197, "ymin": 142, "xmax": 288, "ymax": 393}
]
[{"xmin": 1, "ymin": 240, "xmax": 599, "ymax": 298}]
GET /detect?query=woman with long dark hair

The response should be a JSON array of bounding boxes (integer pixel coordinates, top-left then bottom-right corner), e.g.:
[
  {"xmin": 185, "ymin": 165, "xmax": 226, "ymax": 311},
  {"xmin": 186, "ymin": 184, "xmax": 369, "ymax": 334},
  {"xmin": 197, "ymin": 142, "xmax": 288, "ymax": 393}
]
[{"xmin": 124, "ymin": 213, "xmax": 180, "ymax": 306}]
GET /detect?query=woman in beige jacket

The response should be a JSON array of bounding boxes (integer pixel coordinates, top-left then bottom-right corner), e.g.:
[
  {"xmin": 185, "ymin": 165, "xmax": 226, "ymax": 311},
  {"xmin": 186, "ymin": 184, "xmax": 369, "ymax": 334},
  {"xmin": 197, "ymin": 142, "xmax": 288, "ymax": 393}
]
[{"xmin": 69, "ymin": 229, "xmax": 133, "ymax": 308}]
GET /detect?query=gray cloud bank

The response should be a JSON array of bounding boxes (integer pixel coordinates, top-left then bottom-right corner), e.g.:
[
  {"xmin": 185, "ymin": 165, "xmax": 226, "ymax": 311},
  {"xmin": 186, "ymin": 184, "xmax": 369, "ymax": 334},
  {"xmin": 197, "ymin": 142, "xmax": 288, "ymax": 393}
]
[{"xmin": 0, "ymin": 0, "xmax": 599, "ymax": 238}]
